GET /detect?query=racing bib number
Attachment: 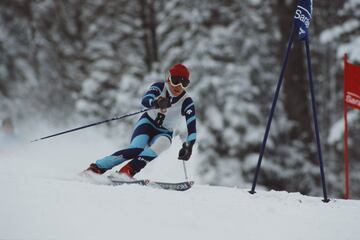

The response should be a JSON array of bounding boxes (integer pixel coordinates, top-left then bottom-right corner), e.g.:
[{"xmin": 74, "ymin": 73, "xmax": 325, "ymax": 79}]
[{"xmin": 155, "ymin": 112, "xmax": 165, "ymax": 126}]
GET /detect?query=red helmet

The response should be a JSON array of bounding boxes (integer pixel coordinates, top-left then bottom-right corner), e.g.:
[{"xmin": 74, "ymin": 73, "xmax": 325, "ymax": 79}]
[{"xmin": 169, "ymin": 64, "xmax": 190, "ymax": 80}]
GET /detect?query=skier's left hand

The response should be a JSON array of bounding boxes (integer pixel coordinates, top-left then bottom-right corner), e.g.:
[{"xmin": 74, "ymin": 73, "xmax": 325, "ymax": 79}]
[
  {"xmin": 153, "ymin": 96, "xmax": 171, "ymax": 109},
  {"xmin": 178, "ymin": 142, "xmax": 192, "ymax": 161}
]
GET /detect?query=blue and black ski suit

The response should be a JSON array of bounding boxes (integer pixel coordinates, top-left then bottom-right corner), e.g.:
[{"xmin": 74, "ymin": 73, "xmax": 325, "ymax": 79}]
[{"xmin": 95, "ymin": 81, "xmax": 197, "ymax": 175}]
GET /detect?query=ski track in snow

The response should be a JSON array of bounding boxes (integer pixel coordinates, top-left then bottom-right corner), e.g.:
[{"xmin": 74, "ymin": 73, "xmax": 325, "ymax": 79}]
[{"xmin": 1, "ymin": 132, "xmax": 360, "ymax": 240}]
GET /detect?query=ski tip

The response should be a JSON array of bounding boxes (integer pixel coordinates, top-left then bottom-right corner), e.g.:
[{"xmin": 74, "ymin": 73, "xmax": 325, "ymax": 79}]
[{"xmin": 189, "ymin": 181, "xmax": 195, "ymax": 186}]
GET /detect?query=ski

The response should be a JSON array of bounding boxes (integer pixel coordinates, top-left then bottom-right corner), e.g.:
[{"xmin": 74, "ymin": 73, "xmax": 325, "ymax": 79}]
[
  {"xmin": 80, "ymin": 171, "xmax": 195, "ymax": 191},
  {"xmin": 107, "ymin": 175, "xmax": 149, "ymax": 186},
  {"xmin": 149, "ymin": 181, "xmax": 194, "ymax": 191},
  {"xmin": 107, "ymin": 176, "xmax": 194, "ymax": 191},
  {"xmin": 110, "ymin": 179, "xmax": 149, "ymax": 186}
]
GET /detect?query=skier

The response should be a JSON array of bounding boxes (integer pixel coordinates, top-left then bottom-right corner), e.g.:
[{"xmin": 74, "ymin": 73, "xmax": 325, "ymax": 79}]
[
  {"xmin": 1, "ymin": 118, "xmax": 15, "ymax": 138},
  {"xmin": 85, "ymin": 63, "xmax": 197, "ymax": 178},
  {"xmin": 0, "ymin": 117, "xmax": 21, "ymax": 152}
]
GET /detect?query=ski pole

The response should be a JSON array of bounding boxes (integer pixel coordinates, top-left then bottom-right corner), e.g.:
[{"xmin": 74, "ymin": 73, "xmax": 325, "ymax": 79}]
[
  {"xmin": 31, "ymin": 108, "xmax": 151, "ymax": 142},
  {"xmin": 182, "ymin": 160, "xmax": 188, "ymax": 180}
]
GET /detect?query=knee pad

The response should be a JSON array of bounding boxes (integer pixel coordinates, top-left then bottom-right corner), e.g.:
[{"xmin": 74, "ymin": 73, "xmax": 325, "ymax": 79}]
[{"xmin": 150, "ymin": 137, "xmax": 171, "ymax": 156}]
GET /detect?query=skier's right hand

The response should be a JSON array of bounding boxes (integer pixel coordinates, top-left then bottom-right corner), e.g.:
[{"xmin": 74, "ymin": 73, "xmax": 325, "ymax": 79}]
[
  {"xmin": 178, "ymin": 142, "xmax": 193, "ymax": 161},
  {"xmin": 153, "ymin": 96, "xmax": 171, "ymax": 109}
]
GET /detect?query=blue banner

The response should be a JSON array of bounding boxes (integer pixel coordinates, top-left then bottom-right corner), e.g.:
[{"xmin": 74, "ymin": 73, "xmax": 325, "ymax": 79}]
[{"xmin": 294, "ymin": 0, "xmax": 313, "ymax": 41}]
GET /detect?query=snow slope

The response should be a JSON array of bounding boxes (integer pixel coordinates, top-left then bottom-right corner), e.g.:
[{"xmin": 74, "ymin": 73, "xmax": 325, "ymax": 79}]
[{"xmin": 1, "ymin": 130, "xmax": 360, "ymax": 240}]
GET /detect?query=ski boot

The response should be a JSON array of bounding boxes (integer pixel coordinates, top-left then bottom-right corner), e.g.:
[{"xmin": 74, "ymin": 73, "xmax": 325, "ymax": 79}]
[
  {"xmin": 107, "ymin": 163, "xmax": 135, "ymax": 181},
  {"xmin": 118, "ymin": 163, "xmax": 135, "ymax": 178},
  {"xmin": 86, "ymin": 163, "xmax": 107, "ymax": 174}
]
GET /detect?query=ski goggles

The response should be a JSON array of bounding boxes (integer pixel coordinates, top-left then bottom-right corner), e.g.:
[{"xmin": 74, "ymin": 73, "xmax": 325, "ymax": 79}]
[{"xmin": 169, "ymin": 75, "xmax": 190, "ymax": 88}]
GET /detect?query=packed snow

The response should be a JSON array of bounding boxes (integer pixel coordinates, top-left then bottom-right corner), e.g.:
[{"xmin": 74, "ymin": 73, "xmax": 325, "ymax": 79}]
[{"xmin": 1, "ymin": 128, "xmax": 359, "ymax": 240}]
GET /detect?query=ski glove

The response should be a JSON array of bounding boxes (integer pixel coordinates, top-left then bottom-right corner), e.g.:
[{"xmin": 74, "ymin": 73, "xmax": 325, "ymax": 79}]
[
  {"xmin": 153, "ymin": 96, "xmax": 171, "ymax": 109},
  {"xmin": 178, "ymin": 142, "xmax": 193, "ymax": 161}
]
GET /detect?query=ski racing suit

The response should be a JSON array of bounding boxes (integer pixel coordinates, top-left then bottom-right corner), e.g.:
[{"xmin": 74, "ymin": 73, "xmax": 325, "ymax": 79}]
[{"xmin": 95, "ymin": 81, "xmax": 197, "ymax": 175}]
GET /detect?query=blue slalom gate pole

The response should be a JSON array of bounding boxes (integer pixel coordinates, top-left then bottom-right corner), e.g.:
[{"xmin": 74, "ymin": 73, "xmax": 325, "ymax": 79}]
[
  {"xmin": 249, "ymin": 27, "xmax": 296, "ymax": 194},
  {"xmin": 305, "ymin": 38, "xmax": 329, "ymax": 202}
]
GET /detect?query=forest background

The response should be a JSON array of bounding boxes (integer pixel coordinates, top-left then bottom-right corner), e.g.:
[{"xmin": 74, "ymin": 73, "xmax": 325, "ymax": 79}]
[{"xmin": 1, "ymin": 0, "xmax": 360, "ymax": 198}]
